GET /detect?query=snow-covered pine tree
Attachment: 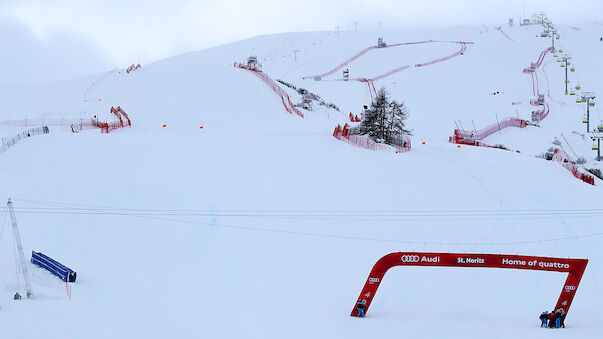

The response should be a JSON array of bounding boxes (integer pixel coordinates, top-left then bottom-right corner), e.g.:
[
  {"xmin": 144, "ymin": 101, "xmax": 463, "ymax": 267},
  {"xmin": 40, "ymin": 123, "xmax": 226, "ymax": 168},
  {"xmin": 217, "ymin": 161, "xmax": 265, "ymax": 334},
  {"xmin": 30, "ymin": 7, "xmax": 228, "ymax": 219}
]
[
  {"xmin": 359, "ymin": 87, "xmax": 389, "ymax": 142},
  {"xmin": 385, "ymin": 100, "xmax": 411, "ymax": 144}
]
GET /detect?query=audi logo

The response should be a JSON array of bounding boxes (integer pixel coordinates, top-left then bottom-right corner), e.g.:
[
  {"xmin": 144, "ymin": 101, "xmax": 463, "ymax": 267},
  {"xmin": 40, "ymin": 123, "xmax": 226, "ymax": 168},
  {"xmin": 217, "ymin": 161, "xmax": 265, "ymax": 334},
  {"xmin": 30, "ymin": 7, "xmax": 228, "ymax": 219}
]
[
  {"xmin": 565, "ymin": 285, "xmax": 576, "ymax": 292},
  {"xmin": 401, "ymin": 255, "xmax": 420, "ymax": 263}
]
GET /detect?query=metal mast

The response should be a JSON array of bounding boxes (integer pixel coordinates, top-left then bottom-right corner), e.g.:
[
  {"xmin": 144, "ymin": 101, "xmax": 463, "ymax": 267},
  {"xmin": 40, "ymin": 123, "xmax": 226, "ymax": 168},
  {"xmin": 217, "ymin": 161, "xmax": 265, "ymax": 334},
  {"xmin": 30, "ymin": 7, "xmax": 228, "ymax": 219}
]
[{"xmin": 7, "ymin": 198, "xmax": 33, "ymax": 298}]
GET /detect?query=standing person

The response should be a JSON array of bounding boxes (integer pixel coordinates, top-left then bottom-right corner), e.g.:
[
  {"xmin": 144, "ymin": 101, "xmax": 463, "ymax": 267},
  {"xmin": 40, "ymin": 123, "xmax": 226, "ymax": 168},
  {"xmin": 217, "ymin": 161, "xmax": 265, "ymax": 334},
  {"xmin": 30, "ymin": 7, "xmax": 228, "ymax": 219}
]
[
  {"xmin": 548, "ymin": 311, "xmax": 556, "ymax": 328},
  {"xmin": 555, "ymin": 308, "xmax": 562, "ymax": 328},
  {"xmin": 539, "ymin": 311, "xmax": 549, "ymax": 327},
  {"xmin": 356, "ymin": 299, "xmax": 367, "ymax": 318},
  {"xmin": 560, "ymin": 309, "xmax": 566, "ymax": 328}
]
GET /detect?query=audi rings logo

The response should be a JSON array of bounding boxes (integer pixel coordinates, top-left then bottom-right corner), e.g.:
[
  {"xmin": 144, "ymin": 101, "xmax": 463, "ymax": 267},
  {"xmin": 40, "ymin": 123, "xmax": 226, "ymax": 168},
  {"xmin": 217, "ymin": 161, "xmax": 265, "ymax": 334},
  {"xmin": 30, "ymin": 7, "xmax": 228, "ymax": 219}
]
[
  {"xmin": 401, "ymin": 255, "xmax": 420, "ymax": 263},
  {"xmin": 565, "ymin": 285, "xmax": 576, "ymax": 292},
  {"xmin": 368, "ymin": 277, "xmax": 380, "ymax": 284}
]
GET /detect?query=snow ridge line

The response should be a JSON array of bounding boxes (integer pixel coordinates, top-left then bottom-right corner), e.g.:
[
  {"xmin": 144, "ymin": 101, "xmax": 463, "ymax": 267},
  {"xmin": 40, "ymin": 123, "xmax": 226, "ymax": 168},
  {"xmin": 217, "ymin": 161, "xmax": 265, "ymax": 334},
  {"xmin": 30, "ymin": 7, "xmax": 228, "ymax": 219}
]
[{"xmin": 235, "ymin": 63, "xmax": 304, "ymax": 118}]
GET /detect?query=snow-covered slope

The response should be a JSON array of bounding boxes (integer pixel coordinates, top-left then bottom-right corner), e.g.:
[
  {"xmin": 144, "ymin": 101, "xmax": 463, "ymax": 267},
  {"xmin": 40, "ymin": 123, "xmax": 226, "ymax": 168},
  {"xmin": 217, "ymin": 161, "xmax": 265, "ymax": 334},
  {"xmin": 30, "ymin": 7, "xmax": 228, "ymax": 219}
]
[{"xmin": 1, "ymin": 22, "xmax": 603, "ymax": 338}]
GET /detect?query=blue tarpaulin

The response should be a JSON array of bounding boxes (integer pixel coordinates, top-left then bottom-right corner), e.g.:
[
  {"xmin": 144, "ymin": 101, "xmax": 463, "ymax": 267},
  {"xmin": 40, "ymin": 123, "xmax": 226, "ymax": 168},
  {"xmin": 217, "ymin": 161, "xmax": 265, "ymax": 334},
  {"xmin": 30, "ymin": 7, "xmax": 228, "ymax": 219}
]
[{"xmin": 31, "ymin": 251, "xmax": 77, "ymax": 282}]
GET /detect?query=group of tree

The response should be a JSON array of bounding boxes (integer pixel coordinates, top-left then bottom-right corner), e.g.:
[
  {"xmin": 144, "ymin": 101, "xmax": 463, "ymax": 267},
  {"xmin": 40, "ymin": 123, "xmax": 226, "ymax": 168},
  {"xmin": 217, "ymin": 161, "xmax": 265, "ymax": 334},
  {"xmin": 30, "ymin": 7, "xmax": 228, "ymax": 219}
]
[{"xmin": 359, "ymin": 87, "xmax": 411, "ymax": 144}]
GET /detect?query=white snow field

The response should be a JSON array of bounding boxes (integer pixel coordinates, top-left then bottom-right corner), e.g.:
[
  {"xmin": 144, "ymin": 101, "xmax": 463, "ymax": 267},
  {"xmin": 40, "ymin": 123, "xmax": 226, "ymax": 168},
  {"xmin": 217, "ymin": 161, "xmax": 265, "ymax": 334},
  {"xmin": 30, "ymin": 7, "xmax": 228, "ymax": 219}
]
[{"xmin": 1, "ymin": 22, "xmax": 603, "ymax": 338}]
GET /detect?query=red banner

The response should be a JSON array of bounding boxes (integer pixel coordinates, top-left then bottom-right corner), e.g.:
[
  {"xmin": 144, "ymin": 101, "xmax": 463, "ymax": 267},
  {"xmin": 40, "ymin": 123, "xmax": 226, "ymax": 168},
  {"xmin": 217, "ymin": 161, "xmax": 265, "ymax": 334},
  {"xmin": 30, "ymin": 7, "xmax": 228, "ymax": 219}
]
[{"xmin": 352, "ymin": 252, "xmax": 588, "ymax": 318}]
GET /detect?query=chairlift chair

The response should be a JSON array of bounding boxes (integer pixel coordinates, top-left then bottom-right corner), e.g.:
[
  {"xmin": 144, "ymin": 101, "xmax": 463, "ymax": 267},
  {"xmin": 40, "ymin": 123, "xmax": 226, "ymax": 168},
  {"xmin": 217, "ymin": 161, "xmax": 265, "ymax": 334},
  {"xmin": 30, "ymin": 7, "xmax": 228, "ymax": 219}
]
[
  {"xmin": 575, "ymin": 84, "xmax": 581, "ymax": 90},
  {"xmin": 561, "ymin": 64, "xmax": 565, "ymax": 67},
  {"xmin": 593, "ymin": 141, "xmax": 599, "ymax": 150},
  {"xmin": 570, "ymin": 91, "xmax": 576, "ymax": 95},
  {"xmin": 589, "ymin": 102, "xmax": 595, "ymax": 107},
  {"xmin": 583, "ymin": 114, "xmax": 589, "ymax": 123},
  {"xmin": 570, "ymin": 67, "xmax": 575, "ymax": 72},
  {"xmin": 576, "ymin": 98, "xmax": 582, "ymax": 103}
]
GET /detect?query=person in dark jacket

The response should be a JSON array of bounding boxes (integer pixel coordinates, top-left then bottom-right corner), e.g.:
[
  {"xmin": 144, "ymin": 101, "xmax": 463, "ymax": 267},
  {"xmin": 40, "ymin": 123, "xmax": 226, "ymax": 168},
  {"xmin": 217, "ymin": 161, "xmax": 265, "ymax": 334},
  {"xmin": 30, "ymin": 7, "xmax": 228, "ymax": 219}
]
[
  {"xmin": 548, "ymin": 311, "xmax": 556, "ymax": 328},
  {"xmin": 356, "ymin": 299, "xmax": 367, "ymax": 317},
  {"xmin": 560, "ymin": 309, "xmax": 566, "ymax": 328},
  {"xmin": 555, "ymin": 308, "xmax": 562, "ymax": 328},
  {"xmin": 539, "ymin": 311, "xmax": 549, "ymax": 327}
]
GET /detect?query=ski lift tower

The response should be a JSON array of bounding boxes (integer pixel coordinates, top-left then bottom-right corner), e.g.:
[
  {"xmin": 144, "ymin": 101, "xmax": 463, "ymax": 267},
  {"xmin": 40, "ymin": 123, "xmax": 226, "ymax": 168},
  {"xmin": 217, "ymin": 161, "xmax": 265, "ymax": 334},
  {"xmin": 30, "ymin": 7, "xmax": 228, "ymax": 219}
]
[
  {"xmin": 592, "ymin": 123, "xmax": 603, "ymax": 161},
  {"xmin": 377, "ymin": 37, "xmax": 386, "ymax": 48},
  {"xmin": 580, "ymin": 92, "xmax": 596, "ymax": 132},
  {"xmin": 247, "ymin": 56, "xmax": 261, "ymax": 71},
  {"xmin": 343, "ymin": 68, "xmax": 350, "ymax": 81},
  {"xmin": 551, "ymin": 30, "xmax": 559, "ymax": 51},
  {"xmin": 561, "ymin": 55, "xmax": 572, "ymax": 95}
]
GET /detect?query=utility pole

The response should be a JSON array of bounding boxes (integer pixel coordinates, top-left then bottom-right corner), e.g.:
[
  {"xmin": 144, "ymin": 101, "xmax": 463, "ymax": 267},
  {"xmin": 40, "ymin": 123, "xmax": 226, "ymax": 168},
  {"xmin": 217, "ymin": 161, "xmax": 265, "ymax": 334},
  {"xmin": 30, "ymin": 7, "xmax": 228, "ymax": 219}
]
[
  {"xmin": 561, "ymin": 55, "xmax": 571, "ymax": 95},
  {"xmin": 353, "ymin": 21, "xmax": 358, "ymax": 33},
  {"xmin": 7, "ymin": 198, "xmax": 33, "ymax": 298},
  {"xmin": 292, "ymin": 49, "xmax": 300, "ymax": 63},
  {"xmin": 335, "ymin": 26, "xmax": 342, "ymax": 36},
  {"xmin": 580, "ymin": 92, "xmax": 596, "ymax": 133}
]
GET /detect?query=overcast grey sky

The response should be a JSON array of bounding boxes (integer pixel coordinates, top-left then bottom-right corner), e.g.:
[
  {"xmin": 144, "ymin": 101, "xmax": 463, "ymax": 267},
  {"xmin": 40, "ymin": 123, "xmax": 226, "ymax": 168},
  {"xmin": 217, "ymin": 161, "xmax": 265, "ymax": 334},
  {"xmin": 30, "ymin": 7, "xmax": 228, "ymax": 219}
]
[{"xmin": 1, "ymin": 0, "xmax": 601, "ymax": 84}]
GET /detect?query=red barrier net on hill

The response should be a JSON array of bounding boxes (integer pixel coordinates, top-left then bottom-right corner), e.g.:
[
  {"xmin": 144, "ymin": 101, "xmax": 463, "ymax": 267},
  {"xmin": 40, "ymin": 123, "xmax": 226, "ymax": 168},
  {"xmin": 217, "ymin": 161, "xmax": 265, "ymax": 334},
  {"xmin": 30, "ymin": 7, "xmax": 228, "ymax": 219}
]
[
  {"xmin": 92, "ymin": 106, "xmax": 132, "ymax": 133},
  {"xmin": 450, "ymin": 47, "xmax": 552, "ymax": 148},
  {"xmin": 449, "ymin": 118, "xmax": 528, "ymax": 145},
  {"xmin": 552, "ymin": 148, "xmax": 595, "ymax": 185},
  {"xmin": 333, "ymin": 123, "xmax": 411, "ymax": 153},
  {"xmin": 495, "ymin": 27, "xmax": 514, "ymax": 41},
  {"xmin": 126, "ymin": 64, "xmax": 141, "ymax": 74},
  {"xmin": 235, "ymin": 63, "xmax": 304, "ymax": 118}
]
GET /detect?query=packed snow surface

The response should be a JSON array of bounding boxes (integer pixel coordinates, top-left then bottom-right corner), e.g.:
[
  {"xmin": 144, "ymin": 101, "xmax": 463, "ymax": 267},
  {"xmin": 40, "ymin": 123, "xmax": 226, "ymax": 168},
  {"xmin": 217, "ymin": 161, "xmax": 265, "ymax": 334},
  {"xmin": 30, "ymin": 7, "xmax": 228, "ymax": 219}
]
[{"xmin": 1, "ymin": 22, "xmax": 603, "ymax": 338}]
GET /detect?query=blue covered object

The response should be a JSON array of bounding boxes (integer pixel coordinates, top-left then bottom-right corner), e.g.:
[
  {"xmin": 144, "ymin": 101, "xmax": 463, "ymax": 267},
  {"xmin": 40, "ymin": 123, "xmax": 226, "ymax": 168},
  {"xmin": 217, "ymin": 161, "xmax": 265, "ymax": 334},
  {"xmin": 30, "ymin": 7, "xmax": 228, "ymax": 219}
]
[{"xmin": 31, "ymin": 251, "xmax": 77, "ymax": 282}]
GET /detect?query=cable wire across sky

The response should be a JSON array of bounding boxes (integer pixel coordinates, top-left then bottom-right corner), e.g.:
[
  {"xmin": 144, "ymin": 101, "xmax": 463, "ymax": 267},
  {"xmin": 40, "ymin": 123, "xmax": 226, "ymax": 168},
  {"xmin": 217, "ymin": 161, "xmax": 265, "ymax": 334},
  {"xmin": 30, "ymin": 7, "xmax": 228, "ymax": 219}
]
[{"xmin": 4, "ymin": 198, "xmax": 603, "ymax": 247}]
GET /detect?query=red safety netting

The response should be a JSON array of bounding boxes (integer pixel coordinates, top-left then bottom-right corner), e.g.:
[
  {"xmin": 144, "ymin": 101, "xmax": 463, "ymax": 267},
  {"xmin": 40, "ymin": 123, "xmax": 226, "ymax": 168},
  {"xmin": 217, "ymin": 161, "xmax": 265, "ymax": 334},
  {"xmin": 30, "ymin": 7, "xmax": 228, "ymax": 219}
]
[
  {"xmin": 126, "ymin": 63, "xmax": 141, "ymax": 74},
  {"xmin": 352, "ymin": 252, "xmax": 588, "ymax": 318},
  {"xmin": 92, "ymin": 106, "xmax": 132, "ymax": 133},
  {"xmin": 235, "ymin": 63, "xmax": 304, "ymax": 118},
  {"xmin": 414, "ymin": 42, "xmax": 468, "ymax": 68},
  {"xmin": 449, "ymin": 118, "xmax": 528, "ymax": 145},
  {"xmin": 333, "ymin": 123, "xmax": 411, "ymax": 153},
  {"xmin": 495, "ymin": 27, "xmax": 514, "ymax": 41},
  {"xmin": 303, "ymin": 46, "xmax": 377, "ymax": 79},
  {"xmin": 305, "ymin": 40, "xmax": 472, "ymax": 82},
  {"xmin": 553, "ymin": 149, "xmax": 595, "ymax": 185},
  {"xmin": 450, "ymin": 47, "xmax": 553, "ymax": 147}
]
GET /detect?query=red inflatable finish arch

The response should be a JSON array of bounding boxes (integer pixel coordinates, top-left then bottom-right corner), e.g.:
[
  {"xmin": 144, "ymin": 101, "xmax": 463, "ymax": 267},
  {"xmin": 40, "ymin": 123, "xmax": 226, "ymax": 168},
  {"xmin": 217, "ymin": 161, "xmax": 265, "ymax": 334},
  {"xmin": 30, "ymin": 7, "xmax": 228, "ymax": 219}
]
[{"xmin": 351, "ymin": 252, "xmax": 588, "ymax": 317}]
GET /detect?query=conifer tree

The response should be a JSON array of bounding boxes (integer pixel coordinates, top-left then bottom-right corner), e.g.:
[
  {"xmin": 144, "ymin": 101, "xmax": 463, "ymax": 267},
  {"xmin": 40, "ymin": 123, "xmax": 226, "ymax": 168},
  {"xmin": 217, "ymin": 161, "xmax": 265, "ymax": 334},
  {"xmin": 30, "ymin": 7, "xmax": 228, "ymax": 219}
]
[{"xmin": 359, "ymin": 87, "xmax": 411, "ymax": 144}]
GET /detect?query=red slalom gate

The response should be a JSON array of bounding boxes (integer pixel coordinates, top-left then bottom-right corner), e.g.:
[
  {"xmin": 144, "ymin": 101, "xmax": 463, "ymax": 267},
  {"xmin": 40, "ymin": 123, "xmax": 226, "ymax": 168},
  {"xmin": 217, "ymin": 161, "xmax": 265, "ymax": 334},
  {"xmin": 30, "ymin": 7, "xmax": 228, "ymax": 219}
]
[{"xmin": 352, "ymin": 252, "xmax": 588, "ymax": 318}]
